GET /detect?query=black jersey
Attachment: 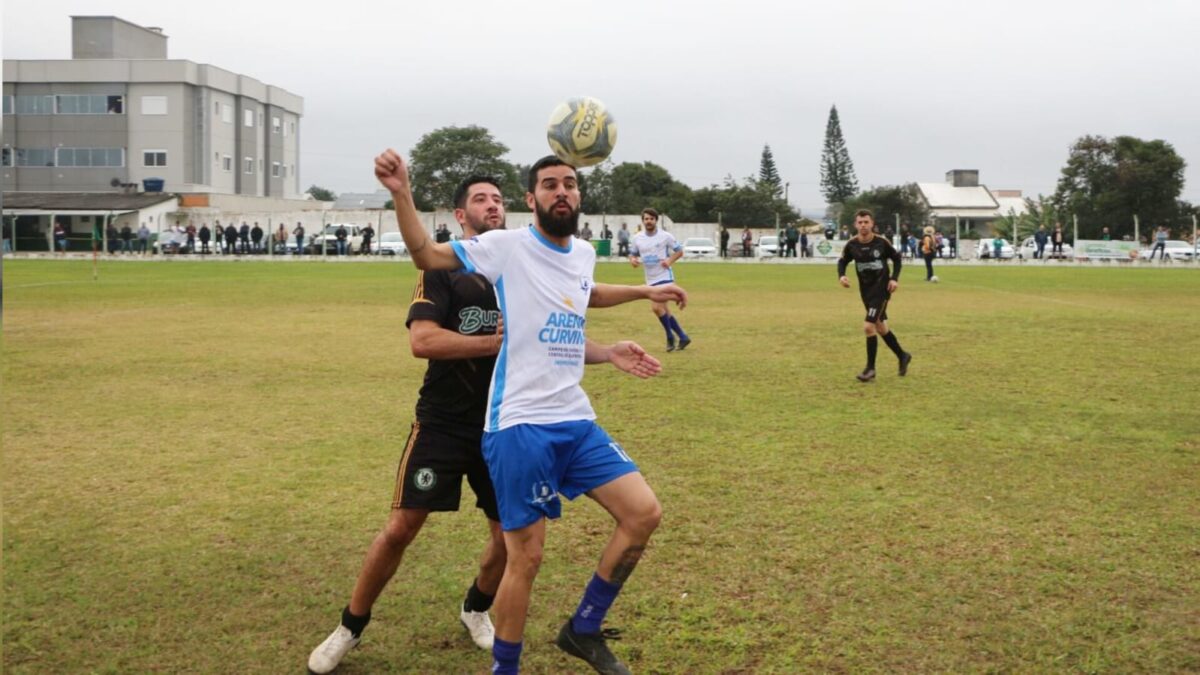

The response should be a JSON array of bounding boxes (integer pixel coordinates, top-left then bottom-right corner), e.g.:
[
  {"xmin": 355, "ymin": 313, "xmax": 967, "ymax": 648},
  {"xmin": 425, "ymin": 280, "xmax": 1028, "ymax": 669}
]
[
  {"xmin": 838, "ymin": 235, "xmax": 902, "ymax": 297},
  {"xmin": 406, "ymin": 270, "xmax": 500, "ymax": 427}
]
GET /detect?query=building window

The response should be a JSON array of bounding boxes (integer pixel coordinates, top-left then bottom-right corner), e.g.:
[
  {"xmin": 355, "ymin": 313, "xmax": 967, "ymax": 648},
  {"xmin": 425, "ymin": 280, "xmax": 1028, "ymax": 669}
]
[
  {"xmin": 244, "ymin": 109, "xmax": 254, "ymax": 127},
  {"xmin": 271, "ymin": 161, "xmax": 281, "ymax": 177},
  {"xmin": 14, "ymin": 95, "xmax": 54, "ymax": 115},
  {"xmin": 141, "ymin": 96, "xmax": 168, "ymax": 115},
  {"xmin": 53, "ymin": 95, "xmax": 123, "ymax": 114},
  {"xmin": 272, "ymin": 116, "xmax": 281, "ymax": 134},
  {"xmin": 221, "ymin": 104, "xmax": 233, "ymax": 124},
  {"xmin": 223, "ymin": 155, "xmax": 233, "ymax": 172},
  {"xmin": 2, "ymin": 96, "xmax": 12, "ymax": 115},
  {"xmin": 143, "ymin": 150, "xmax": 168, "ymax": 167},
  {"xmin": 55, "ymin": 148, "xmax": 124, "ymax": 167},
  {"xmin": 15, "ymin": 148, "xmax": 55, "ymax": 166},
  {"xmin": 244, "ymin": 157, "xmax": 254, "ymax": 174},
  {"xmin": 1, "ymin": 146, "xmax": 11, "ymax": 166}
]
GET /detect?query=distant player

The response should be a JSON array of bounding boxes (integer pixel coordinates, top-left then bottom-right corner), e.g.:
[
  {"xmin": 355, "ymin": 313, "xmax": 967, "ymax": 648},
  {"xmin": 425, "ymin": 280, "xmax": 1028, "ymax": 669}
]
[
  {"xmin": 630, "ymin": 208, "xmax": 692, "ymax": 351},
  {"xmin": 837, "ymin": 209, "xmax": 912, "ymax": 382}
]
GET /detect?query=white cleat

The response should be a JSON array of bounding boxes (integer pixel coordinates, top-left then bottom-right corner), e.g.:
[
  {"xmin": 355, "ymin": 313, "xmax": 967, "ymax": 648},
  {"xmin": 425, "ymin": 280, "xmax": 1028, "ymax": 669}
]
[
  {"xmin": 307, "ymin": 624, "xmax": 360, "ymax": 674},
  {"xmin": 460, "ymin": 608, "xmax": 495, "ymax": 650}
]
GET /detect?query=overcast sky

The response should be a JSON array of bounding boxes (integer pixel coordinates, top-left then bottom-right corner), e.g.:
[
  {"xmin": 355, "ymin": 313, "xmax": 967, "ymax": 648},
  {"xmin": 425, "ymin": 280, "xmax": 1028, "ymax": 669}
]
[{"xmin": 5, "ymin": 0, "xmax": 1199, "ymax": 214}]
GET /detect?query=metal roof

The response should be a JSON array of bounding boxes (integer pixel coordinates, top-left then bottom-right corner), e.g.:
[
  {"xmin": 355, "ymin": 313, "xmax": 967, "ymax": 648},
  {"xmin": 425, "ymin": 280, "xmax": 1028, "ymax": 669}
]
[
  {"xmin": 2, "ymin": 191, "xmax": 177, "ymax": 212},
  {"xmin": 332, "ymin": 191, "xmax": 391, "ymax": 210},
  {"xmin": 917, "ymin": 182, "xmax": 999, "ymax": 209}
]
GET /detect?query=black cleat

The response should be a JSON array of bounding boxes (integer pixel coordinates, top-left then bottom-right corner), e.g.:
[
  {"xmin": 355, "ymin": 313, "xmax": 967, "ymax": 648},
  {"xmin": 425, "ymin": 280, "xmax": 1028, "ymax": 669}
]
[
  {"xmin": 556, "ymin": 621, "xmax": 631, "ymax": 675},
  {"xmin": 899, "ymin": 352, "xmax": 912, "ymax": 377},
  {"xmin": 677, "ymin": 336, "xmax": 692, "ymax": 351},
  {"xmin": 856, "ymin": 368, "xmax": 876, "ymax": 383},
  {"xmin": 666, "ymin": 341, "xmax": 676, "ymax": 352}
]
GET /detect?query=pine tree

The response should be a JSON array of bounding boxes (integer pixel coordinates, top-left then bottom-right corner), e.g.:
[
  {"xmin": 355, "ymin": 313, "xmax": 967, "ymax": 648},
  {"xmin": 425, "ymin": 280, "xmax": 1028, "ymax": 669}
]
[
  {"xmin": 758, "ymin": 144, "xmax": 783, "ymax": 198},
  {"xmin": 820, "ymin": 105, "xmax": 859, "ymax": 205}
]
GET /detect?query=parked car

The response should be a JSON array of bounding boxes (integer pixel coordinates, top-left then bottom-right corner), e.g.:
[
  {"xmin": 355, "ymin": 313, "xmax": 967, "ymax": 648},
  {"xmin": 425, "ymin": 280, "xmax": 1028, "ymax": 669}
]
[
  {"xmin": 1018, "ymin": 236, "xmax": 1073, "ymax": 259},
  {"xmin": 153, "ymin": 229, "xmax": 189, "ymax": 254},
  {"xmin": 375, "ymin": 232, "xmax": 408, "ymax": 256},
  {"xmin": 1139, "ymin": 240, "xmax": 1196, "ymax": 262},
  {"xmin": 308, "ymin": 224, "xmax": 364, "ymax": 254},
  {"xmin": 977, "ymin": 238, "xmax": 1015, "ymax": 259},
  {"xmin": 681, "ymin": 237, "xmax": 717, "ymax": 259},
  {"xmin": 755, "ymin": 235, "xmax": 780, "ymax": 257}
]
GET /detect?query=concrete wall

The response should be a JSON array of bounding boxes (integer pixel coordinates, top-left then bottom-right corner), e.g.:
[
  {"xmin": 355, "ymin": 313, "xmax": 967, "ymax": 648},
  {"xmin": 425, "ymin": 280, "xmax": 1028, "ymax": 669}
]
[{"xmin": 72, "ymin": 17, "xmax": 169, "ymax": 60}]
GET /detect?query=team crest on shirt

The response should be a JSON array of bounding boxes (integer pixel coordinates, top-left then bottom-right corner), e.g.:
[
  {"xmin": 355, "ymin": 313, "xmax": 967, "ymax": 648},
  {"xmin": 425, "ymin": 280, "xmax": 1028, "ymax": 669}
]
[
  {"xmin": 579, "ymin": 276, "xmax": 593, "ymax": 293},
  {"xmin": 414, "ymin": 468, "xmax": 436, "ymax": 491},
  {"xmin": 872, "ymin": 249, "xmax": 881, "ymax": 259}
]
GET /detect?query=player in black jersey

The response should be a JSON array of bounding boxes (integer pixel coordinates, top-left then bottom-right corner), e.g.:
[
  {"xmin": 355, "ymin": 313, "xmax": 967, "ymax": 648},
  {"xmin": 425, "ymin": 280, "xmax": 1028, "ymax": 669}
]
[{"xmin": 837, "ymin": 209, "xmax": 913, "ymax": 382}]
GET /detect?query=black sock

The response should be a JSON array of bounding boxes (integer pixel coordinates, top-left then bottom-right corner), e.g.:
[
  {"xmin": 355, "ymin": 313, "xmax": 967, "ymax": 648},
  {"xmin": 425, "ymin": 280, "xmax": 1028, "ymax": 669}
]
[
  {"xmin": 866, "ymin": 336, "xmax": 878, "ymax": 370},
  {"xmin": 881, "ymin": 332, "xmax": 904, "ymax": 358},
  {"xmin": 341, "ymin": 605, "xmax": 371, "ymax": 638},
  {"xmin": 463, "ymin": 578, "xmax": 495, "ymax": 613}
]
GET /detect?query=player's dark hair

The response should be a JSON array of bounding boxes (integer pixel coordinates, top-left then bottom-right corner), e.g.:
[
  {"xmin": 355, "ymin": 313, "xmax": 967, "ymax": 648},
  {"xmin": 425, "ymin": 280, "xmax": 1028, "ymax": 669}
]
[
  {"xmin": 528, "ymin": 155, "xmax": 577, "ymax": 193},
  {"xmin": 854, "ymin": 208, "xmax": 874, "ymax": 220},
  {"xmin": 641, "ymin": 207, "xmax": 659, "ymax": 221},
  {"xmin": 453, "ymin": 175, "xmax": 502, "ymax": 209}
]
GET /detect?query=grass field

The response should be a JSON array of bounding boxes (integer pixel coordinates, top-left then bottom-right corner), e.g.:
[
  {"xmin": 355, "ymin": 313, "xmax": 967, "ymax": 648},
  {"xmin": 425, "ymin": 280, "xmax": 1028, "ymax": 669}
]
[{"xmin": 3, "ymin": 258, "xmax": 1198, "ymax": 673}]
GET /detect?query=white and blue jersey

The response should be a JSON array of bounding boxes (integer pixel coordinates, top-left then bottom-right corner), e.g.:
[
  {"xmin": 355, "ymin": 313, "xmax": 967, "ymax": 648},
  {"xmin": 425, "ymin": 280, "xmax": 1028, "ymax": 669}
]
[
  {"xmin": 450, "ymin": 226, "xmax": 597, "ymax": 433},
  {"xmin": 631, "ymin": 229, "xmax": 681, "ymax": 286}
]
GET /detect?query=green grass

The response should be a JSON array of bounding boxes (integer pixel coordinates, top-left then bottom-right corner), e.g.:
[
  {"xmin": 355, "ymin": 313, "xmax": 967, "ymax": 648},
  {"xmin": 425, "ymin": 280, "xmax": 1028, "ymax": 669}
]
[{"xmin": 3, "ymin": 259, "xmax": 1198, "ymax": 673}]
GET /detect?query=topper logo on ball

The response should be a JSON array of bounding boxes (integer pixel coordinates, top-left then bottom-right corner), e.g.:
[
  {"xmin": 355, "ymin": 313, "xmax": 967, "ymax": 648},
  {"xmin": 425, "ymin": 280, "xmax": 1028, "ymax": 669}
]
[{"xmin": 575, "ymin": 100, "xmax": 600, "ymax": 142}]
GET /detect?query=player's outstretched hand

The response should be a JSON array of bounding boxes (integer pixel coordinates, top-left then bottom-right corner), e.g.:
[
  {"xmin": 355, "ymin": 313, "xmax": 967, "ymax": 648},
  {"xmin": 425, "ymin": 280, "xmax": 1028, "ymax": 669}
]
[
  {"xmin": 646, "ymin": 283, "xmax": 687, "ymax": 309},
  {"xmin": 839, "ymin": 276, "xmax": 851, "ymax": 288},
  {"xmin": 887, "ymin": 279, "xmax": 898, "ymax": 293},
  {"xmin": 609, "ymin": 341, "xmax": 662, "ymax": 379},
  {"xmin": 629, "ymin": 258, "xmax": 642, "ymax": 269},
  {"xmin": 374, "ymin": 149, "xmax": 411, "ymax": 196}
]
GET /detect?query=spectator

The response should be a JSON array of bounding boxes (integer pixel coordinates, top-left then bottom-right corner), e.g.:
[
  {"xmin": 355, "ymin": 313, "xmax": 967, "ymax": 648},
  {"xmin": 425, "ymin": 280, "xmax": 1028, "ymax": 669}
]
[
  {"xmin": 435, "ymin": 223, "xmax": 451, "ymax": 243},
  {"xmin": 580, "ymin": 222, "xmax": 593, "ymax": 241},
  {"xmin": 224, "ymin": 223, "xmax": 239, "ymax": 255},
  {"xmin": 800, "ymin": 230, "xmax": 809, "ymax": 258},
  {"xmin": 600, "ymin": 223, "xmax": 612, "ymax": 240},
  {"xmin": 1150, "ymin": 226, "xmax": 1168, "ymax": 260},
  {"xmin": 250, "ymin": 222, "xmax": 264, "ymax": 254},
  {"xmin": 935, "ymin": 231, "xmax": 944, "ymax": 258},
  {"xmin": 719, "ymin": 226, "xmax": 730, "ymax": 258},
  {"xmin": 137, "ymin": 222, "xmax": 151, "ymax": 255},
  {"xmin": 239, "ymin": 222, "xmax": 251, "ymax": 254},
  {"xmin": 1034, "ymin": 225, "xmax": 1048, "ymax": 259},
  {"xmin": 199, "ymin": 223, "xmax": 212, "ymax": 254},
  {"xmin": 920, "ymin": 226, "xmax": 937, "ymax": 280},
  {"xmin": 185, "ymin": 222, "xmax": 197, "ymax": 253},
  {"xmin": 1051, "ymin": 224, "xmax": 1065, "ymax": 258},
  {"xmin": 121, "ymin": 224, "xmax": 134, "ymax": 254},
  {"xmin": 54, "ymin": 222, "xmax": 69, "ymax": 253},
  {"xmin": 214, "ymin": 220, "xmax": 224, "ymax": 253},
  {"xmin": 617, "ymin": 223, "xmax": 630, "ymax": 256},
  {"xmin": 2, "ymin": 219, "xmax": 12, "ymax": 253},
  {"xmin": 293, "ymin": 222, "xmax": 305, "ymax": 255},
  {"xmin": 899, "ymin": 225, "xmax": 910, "ymax": 257},
  {"xmin": 106, "ymin": 222, "xmax": 120, "ymax": 254},
  {"xmin": 947, "ymin": 231, "xmax": 957, "ymax": 258},
  {"xmin": 992, "ymin": 237, "xmax": 1003, "ymax": 260},
  {"xmin": 275, "ymin": 223, "xmax": 288, "ymax": 253},
  {"xmin": 785, "ymin": 222, "xmax": 799, "ymax": 258},
  {"xmin": 741, "ymin": 227, "xmax": 753, "ymax": 256},
  {"xmin": 335, "ymin": 224, "xmax": 349, "ymax": 255},
  {"xmin": 1101, "ymin": 227, "xmax": 1111, "ymax": 241},
  {"xmin": 361, "ymin": 224, "xmax": 375, "ymax": 255}
]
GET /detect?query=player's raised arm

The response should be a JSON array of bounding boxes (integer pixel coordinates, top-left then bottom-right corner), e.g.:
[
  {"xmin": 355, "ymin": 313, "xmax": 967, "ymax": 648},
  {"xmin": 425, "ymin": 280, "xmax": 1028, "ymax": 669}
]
[
  {"xmin": 375, "ymin": 149, "xmax": 460, "ymax": 271},
  {"xmin": 589, "ymin": 282, "xmax": 687, "ymax": 309}
]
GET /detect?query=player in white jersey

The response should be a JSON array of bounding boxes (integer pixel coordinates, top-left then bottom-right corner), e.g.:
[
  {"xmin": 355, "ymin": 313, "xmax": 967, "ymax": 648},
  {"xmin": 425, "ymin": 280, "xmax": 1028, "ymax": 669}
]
[
  {"xmin": 375, "ymin": 149, "xmax": 686, "ymax": 675},
  {"xmin": 630, "ymin": 208, "xmax": 691, "ymax": 351}
]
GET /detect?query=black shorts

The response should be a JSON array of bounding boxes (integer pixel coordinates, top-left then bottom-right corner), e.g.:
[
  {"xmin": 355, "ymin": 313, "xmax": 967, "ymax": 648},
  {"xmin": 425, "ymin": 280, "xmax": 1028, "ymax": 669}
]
[
  {"xmin": 861, "ymin": 287, "xmax": 890, "ymax": 323},
  {"xmin": 391, "ymin": 421, "xmax": 500, "ymax": 521}
]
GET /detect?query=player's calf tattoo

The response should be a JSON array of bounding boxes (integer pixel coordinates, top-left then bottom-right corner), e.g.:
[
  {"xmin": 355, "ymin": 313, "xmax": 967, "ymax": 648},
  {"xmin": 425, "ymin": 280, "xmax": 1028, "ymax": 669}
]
[{"xmin": 610, "ymin": 545, "xmax": 646, "ymax": 585}]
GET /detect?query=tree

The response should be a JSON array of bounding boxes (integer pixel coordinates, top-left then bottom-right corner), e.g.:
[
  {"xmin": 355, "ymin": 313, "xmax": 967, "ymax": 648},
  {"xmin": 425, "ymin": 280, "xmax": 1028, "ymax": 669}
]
[
  {"xmin": 606, "ymin": 161, "xmax": 698, "ymax": 220},
  {"xmin": 407, "ymin": 125, "xmax": 521, "ymax": 212},
  {"xmin": 819, "ymin": 105, "xmax": 858, "ymax": 206},
  {"xmin": 1051, "ymin": 135, "xmax": 1186, "ymax": 239},
  {"xmin": 700, "ymin": 175, "xmax": 798, "ymax": 228},
  {"xmin": 839, "ymin": 184, "xmax": 928, "ymax": 230},
  {"xmin": 580, "ymin": 161, "xmax": 614, "ymax": 215},
  {"xmin": 306, "ymin": 185, "xmax": 336, "ymax": 202},
  {"xmin": 991, "ymin": 196, "xmax": 1058, "ymax": 241},
  {"xmin": 758, "ymin": 144, "xmax": 783, "ymax": 198}
]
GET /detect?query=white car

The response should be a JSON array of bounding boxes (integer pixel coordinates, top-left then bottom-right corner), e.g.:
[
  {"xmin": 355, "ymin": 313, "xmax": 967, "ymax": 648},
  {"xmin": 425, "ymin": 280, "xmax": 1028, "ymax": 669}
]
[
  {"xmin": 375, "ymin": 232, "xmax": 408, "ymax": 256},
  {"xmin": 1139, "ymin": 240, "xmax": 1197, "ymax": 262},
  {"xmin": 309, "ymin": 224, "xmax": 364, "ymax": 254},
  {"xmin": 1018, "ymin": 236, "xmax": 1073, "ymax": 259},
  {"xmin": 755, "ymin": 235, "xmax": 780, "ymax": 257},
  {"xmin": 977, "ymin": 238, "xmax": 1015, "ymax": 259},
  {"xmin": 681, "ymin": 237, "xmax": 717, "ymax": 259}
]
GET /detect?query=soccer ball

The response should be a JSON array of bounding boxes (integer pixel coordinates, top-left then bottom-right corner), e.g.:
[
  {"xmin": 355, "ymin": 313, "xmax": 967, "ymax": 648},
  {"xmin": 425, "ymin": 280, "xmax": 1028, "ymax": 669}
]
[
  {"xmin": 546, "ymin": 96, "xmax": 617, "ymax": 167},
  {"xmin": 930, "ymin": 275, "xmax": 940, "ymax": 283}
]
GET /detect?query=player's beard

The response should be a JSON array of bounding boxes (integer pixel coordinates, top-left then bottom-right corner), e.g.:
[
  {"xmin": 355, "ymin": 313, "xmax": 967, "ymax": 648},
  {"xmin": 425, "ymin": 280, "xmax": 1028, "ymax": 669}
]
[
  {"xmin": 466, "ymin": 214, "xmax": 504, "ymax": 235},
  {"xmin": 537, "ymin": 199, "xmax": 580, "ymax": 238}
]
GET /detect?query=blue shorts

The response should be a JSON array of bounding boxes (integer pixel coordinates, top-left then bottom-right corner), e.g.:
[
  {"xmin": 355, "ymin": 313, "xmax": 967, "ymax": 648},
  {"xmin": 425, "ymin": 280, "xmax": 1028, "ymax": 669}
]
[{"xmin": 482, "ymin": 420, "xmax": 639, "ymax": 531}]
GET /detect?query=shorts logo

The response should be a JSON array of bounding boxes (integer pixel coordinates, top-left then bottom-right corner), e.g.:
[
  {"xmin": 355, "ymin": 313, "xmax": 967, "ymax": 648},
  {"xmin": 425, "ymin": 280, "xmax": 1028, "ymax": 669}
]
[
  {"xmin": 531, "ymin": 481, "xmax": 557, "ymax": 505},
  {"xmin": 414, "ymin": 468, "xmax": 437, "ymax": 491}
]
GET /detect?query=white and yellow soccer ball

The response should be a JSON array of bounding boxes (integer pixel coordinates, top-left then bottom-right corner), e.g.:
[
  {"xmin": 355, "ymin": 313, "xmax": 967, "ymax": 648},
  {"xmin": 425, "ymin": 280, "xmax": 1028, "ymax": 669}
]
[{"xmin": 546, "ymin": 96, "xmax": 617, "ymax": 167}]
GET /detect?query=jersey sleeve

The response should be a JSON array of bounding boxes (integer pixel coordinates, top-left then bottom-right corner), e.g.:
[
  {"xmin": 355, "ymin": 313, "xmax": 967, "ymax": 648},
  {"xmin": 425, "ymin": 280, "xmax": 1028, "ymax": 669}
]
[
  {"xmin": 629, "ymin": 236, "xmax": 641, "ymax": 257},
  {"xmin": 884, "ymin": 239, "xmax": 902, "ymax": 279},
  {"xmin": 406, "ymin": 270, "xmax": 452, "ymax": 328},
  {"xmin": 666, "ymin": 233, "xmax": 682, "ymax": 252},
  {"xmin": 449, "ymin": 228, "xmax": 520, "ymax": 285},
  {"xmin": 837, "ymin": 242, "xmax": 852, "ymax": 277}
]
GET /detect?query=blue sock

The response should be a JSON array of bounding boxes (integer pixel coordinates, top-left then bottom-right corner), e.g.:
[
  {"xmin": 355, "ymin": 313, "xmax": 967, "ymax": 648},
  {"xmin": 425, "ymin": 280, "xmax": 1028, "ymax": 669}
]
[
  {"xmin": 658, "ymin": 315, "xmax": 673, "ymax": 343},
  {"xmin": 571, "ymin": 573, "xmax": 622, "ymax": 635},
  {"xmin": 492, "ymin": 637, "xmax": 522, "ymax": 675},
  {"xmin": 668, "ymin": 315, "xmax": 688, "ymax": 341}
]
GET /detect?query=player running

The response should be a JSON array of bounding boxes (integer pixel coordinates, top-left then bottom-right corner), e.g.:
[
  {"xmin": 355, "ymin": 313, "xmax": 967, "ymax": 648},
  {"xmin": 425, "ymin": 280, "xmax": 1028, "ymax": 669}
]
[
  {"xmin": 837, "ymin": 209, "xmax": 912, "ymax": 383},
  {"xmin": 630, "ymin": 208, "xmax": 692, "ymax": 351},
  {"xmin": 376, "ymin": 149, "xmax": 685, "ymax": 674}
]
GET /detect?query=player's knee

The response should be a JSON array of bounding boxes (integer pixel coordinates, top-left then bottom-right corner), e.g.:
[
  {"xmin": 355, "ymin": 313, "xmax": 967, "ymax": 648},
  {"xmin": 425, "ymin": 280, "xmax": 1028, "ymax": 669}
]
[
  {"xmin": 624, "ymin": 497, "xmax": 662, "ymax": 539},
  {"xmin": 506, "ymin": 545, "xmax": 544, "ymax": 578},
  {"xmin": 875, "ymin": 321, "xmax": 888, "ymax": 335},
  {"xmin": 381, "ymin": 518, "xmax": 418, "ymax": 550},
  {"xmin": 862, "ymin": 323, "xmax": 876, "ymax": 336}
]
